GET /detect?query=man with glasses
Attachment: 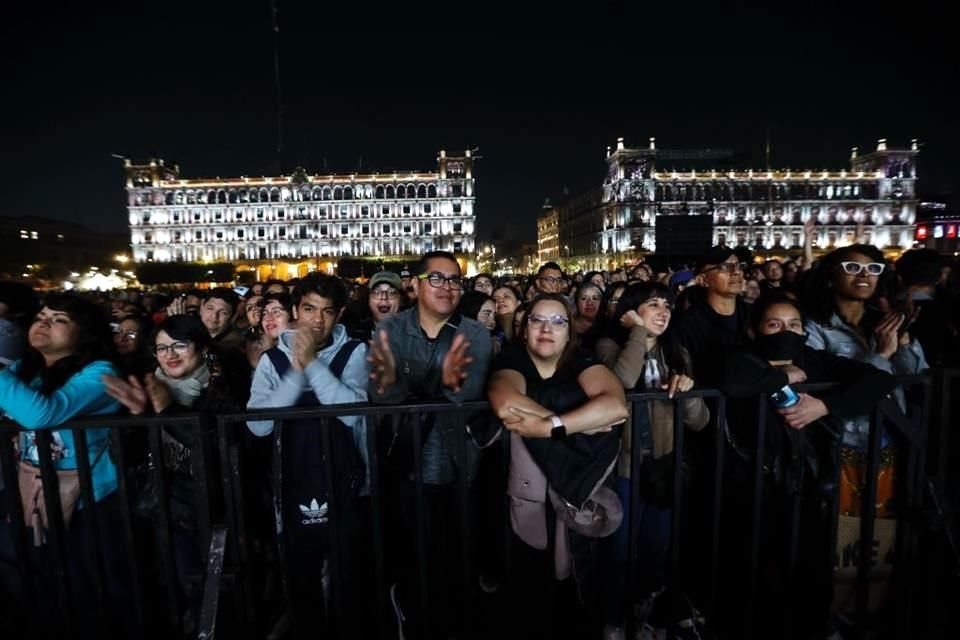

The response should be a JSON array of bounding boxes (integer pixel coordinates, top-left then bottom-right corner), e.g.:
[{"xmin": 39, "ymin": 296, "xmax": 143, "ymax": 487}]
[
  {"xmin": 534, "ymin": 261, "xmax": 566, "ymax": 296},
  {"xmin": 367, "ymin": 250, "xmax": 492, "ymax": 638},
  {"xmin": 676, "ymin": 246, "xmax": 752, "ymax": 389},
  {"xmin": 367, "ymin": 270, "xmax": 404, "ymax": 329}
]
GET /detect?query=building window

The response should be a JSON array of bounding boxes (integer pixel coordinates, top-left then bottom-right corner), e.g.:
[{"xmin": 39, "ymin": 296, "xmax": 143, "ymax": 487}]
[
  {"xmin": 174, "ymin": 231, "xmax": 182, "ymax": 242},
  {"xmin": 423, "ymin": 203, "xmax": 432, "ymax": 214},
  {"xmin": 145, "ymin": 233, "xmax": 153, "ymax": 243},
  {"xmin": 257, "ymin": 209, "xmax": 264, "ymax": 220},
  {"xmin": 452, "ymin": 184, "xmax": 463, "ymax": 197},
  {"xmin": 362, "ymin": 224, "xmax": 370, "ymax": 235},
  {"xmin": 278, "ymin": 228, "xmax": 286, "ymax": 238},
  {"xmin": 402, "ymin": 205, "xmax": 411, "ymax": 215},
  {"xmin": 320, "ymin": 225, "xmax": 328, "ymax": 236},
  {"xmin": 340, "ymin": 206, "xmax": 349, "ymax": 217},
  {"xmin": 361, "ymin": 206, "xmax": 369, "ymax": 217},
  {"xmin": 258, "ymin": 227, "xmax": 265, "ymax": 238},
  {"xmin": 237, "ymin": 229, "xmax": 244, "ymax": 239},
  {"xmin": 194, "ymin": 231, "xmax": 202, "ymax": 240},
  {"xmin": 277, "ymin": 210, "xmax": 285, "ymax": 220},
  {"xmin": 259, "ymin": 247, "xmax": 267, "ymax": 259},
  {"xmin": 215, "ymin": 212, "xmax": 222, "ymax": 222},
  {"xmin": 173, "ymin": 213, "xmax": 180, "ymax": 223},
  {"xmin": 382, "ymin": 206, "xmax": 389, "ymax": 216},
  {"xmin": 194, "ymin": 212, "xmax": 202, "ymax": 222},
  {"xmin": 403, "ymin": 224, "xmax": 412, "ymax": 234},
  {"xmin": 146, "ymin": 251, "xmax": 154, "ymax": 260},
  {"xmin": 453, "ymin": 202, "xmax": 462, "ymax": 214},
  {"xmin": 424, "ymin": 223, "xmax": 433, "ymax": 234},
  {"xmin": 382, "ymin": 224, "xmax": 390, "ymax": 234},
  {"xmin": 341, "ymin": 224, "xmax": 349, "ymax": 235},
  {"xmin": 453, "ymin": 222, "xmax": 462, "ymax": 233},
  {"xmin": 19, "ymin": 230, "xmax": 28, "ymax": 239},
  {"xmin": 454, "ymin": 241, "xmax": 462, "ymax": 252},
  {"xmin": 216, "ymin": 231, "xmax": 224, "ymax": 240}
]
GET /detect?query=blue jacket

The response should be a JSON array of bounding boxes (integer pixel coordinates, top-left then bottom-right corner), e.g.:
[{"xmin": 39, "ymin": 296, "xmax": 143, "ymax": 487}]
[
  {"xmin": 804, "ymin": 313, "xmax": 928, "ymax": 450},
  {"xmin": 0, "ymin": 360, "xmax": 121, "ymax": 503}
]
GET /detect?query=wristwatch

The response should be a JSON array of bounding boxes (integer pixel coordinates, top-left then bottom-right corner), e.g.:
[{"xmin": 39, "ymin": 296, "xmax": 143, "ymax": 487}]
[{"xmin": 549, "ymin": 415, "xmax": 566, "ymax": 440}]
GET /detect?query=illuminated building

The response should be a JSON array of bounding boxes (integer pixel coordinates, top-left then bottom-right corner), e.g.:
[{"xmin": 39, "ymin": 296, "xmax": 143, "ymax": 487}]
[
  {"xmin": 123, "ymin": 151, "xmax": 476, "ymax": 279},
  {"xmin": 541, "ymin": 137, "xmax": 919, "ymax": 269}
]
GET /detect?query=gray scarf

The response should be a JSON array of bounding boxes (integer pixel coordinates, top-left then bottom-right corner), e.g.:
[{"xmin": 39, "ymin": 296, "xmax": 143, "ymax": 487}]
[{"xmin": 153, "ymin": 362, "xmax": 210, "ymax": 408}]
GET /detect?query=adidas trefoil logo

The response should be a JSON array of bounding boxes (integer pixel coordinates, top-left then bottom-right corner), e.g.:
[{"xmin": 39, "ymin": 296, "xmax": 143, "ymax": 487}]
[{"xmin": 299, "ymin": 498, "xmax": 328, "ymax": 525}]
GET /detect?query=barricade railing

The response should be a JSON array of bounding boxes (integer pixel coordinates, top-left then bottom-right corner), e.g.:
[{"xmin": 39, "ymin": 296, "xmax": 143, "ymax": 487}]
[{"xmin": 0, "ymin": 371, "xmax": 954, "ymax": 639}]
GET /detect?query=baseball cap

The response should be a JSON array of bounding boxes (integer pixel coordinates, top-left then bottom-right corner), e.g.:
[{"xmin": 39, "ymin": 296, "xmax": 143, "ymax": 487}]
[
  {"xmin": 695, "ymin": 246, "xmax": 738, "ymax": 274},
  {"xmin": 369, "ymin": 271, "xmax": 403, "ymax": 291},
  {"xmin": 400, "ymin": 268, "xmax": 412, "ymax": 278}
]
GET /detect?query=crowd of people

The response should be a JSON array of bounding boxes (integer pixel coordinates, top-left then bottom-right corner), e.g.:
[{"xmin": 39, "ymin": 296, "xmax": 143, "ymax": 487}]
[{"xmin": 0, "ymin": 240, "xmax": 957, "ymax": 639}]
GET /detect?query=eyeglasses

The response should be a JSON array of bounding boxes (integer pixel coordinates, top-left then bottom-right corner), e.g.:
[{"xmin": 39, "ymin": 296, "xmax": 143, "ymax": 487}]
[
  {"xmin": 704, "ymin": 262, "xmax": 747, "ymax": 274},
  {"xmin": 837, "ymin": 261, "xmax": 885, "ymax": 276},
  {"xmin": 418, "ymin": 272, "xmax": 464, "ymax": 290},
  {"xmin": 262, "ymin": 307, "xmax": 289, "ymax": 319},
  {"xmin": 527, "ymin": 314, "xmax": 570, "ymax": 329},
  {"xmin": 371, "ymin": 287, "xmax": 401, "ymax": 299},
  {"xmin": 152, "ymin": 341, "xmax": 191, "ymax": 357},
  {"xmin": 537, "ymin": 275, "xmax": 563, "ymax": 284},
  {"xmin": 114, "ymin": 330, "xmax": 138, "ymax": 341}
]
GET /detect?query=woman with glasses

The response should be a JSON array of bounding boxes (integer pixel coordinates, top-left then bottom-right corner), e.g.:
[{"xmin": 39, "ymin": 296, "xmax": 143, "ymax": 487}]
[
  {"xmin": 595, "ymin": 281, "xmax": 710, "ymax": 637},
  {"xmin": 113, "ymin": 314, "xmax": 154, "ymax": 378},
  {"xmin": 102, "ymin": 314, "xmax": 243, "ymax": 633},
  {"xmin": 487, "ymin": 293, "xmax": 628, "ymax": 637},
  {"xmin": 0, "ymin": 294, "xmax": 128, "ymax": 634},
  {"xmin": 258, "ymin": 292, "xmax": 294, "ymax": 349},
  {"xmin": 800, "ymin": 245, "xmax": 927, "ymax": 618}
]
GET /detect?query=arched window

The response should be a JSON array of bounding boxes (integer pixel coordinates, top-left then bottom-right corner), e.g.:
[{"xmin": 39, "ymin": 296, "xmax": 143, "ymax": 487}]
[
  {"xmin": 322, "ymin": 187, "xmax": 332, "ymax": 200},
  {"xmin": 375, "ymin": 185, "xmax": 385, "ymax": 199},
  {"xmin": 187, "ymin": 191, "xmax": 197, "ymax": 205},
  {"xmin": 655, "ymin": 185, "xmax": 664, "ymax": 201},
  {"xmin": 218, "ymin": 190, "xmax": 227, "ymax": 204},
  {"xmin": 344, "ymin": 186, "xmax": 354, "ymax": 200},
  {"xmin": 166, "ymin": 192, "xmax": 175, "ymax": 205},
  {"xmin": 386, "ymin": 185, "xmax": 395, "ymax": 199},
  {"xmin": 228, "ymin": 190, "xmax": 238, "ymax": 204},
  {"xmin": 312, "ymin": 187, "xmax": 323, "ymax": 201},
  {"xmin": 260, "ymin": 188, "xmax": 270, "ymax": 202},
  {"xmin": 270, "ymin": 188, "xmax": 280, "ymax": 203},
  {"xmin": 417, "ymin": 184, "xmax": 427, "ymax": 199},
  {"xmin": 334, "ymin": 186, "xmax": 343, "ymax": 201},
  {"xmin": 427, "ymin": 184, "xmax": 437, "ymax": 198}
]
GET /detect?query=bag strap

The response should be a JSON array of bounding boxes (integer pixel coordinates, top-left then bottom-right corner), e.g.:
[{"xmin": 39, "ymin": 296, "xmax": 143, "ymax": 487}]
[
  {"xmin": 265, "ymin": 346, "xmax": 290, "ymax": 379},
  {"xmin": 266, "ymin": 339, "xmax": 362, "ymax": 400}
]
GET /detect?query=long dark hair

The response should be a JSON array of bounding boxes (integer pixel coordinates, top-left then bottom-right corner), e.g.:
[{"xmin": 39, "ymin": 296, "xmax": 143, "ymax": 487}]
[
  {"xmin": 801, "ymin": 244, "xmax": 890, "ymax": 327},
  {"xmin": 610, "ymin": 282, "xmax": 688, "ymax": 377},
  {"xmin": 518, "ymin": 293, "xmax": 580, "ymax": 373},
  {"xmin": 16, "ymin": 293, "xmax": 113, "ymax": 394}
]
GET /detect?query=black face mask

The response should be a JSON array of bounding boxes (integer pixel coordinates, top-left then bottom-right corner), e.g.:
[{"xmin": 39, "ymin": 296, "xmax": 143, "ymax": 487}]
[{"xmin": 754, "ymin": 331, "xmax": 806, "ymax": 361}]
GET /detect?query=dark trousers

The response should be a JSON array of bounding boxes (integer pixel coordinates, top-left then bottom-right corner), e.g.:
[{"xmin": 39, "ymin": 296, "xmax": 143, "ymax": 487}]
[{"xmin": 0, "ymin": 489, "xmax": 133, "ymax": 636}]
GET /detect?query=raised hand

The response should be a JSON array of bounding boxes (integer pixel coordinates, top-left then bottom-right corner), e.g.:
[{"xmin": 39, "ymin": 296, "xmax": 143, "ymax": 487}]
[
  {"xmin": 102, "ymin": 374, "xmax": 149, "ymax": 415},
  {"xmin": 620, "ymin": 309, "xmax": 643, "ymax": 329},
  {"xmin": 143, "ymin": 372, "xmax": 174, "ymax": 414},
  {"xmin": 873, "ymin": 312, "xmax": 905, "ymax": 359},
  {"xmin": 777, "ymin": 393, "xmax": 828, "ymax": 430},
  {"xmin": 367, "ymin": 329, "xmax": 397, "ymax": 394},
  {"xmin": 165, "ymin": 296, "xmax": 186, "ymax": 317},
  {"xmin": 291, "ymin": 327, "xmax": 316, "ymax": 372},
  {"xmin": 441, "ymin": 333, "xmax": 473, "ymax": 393}
]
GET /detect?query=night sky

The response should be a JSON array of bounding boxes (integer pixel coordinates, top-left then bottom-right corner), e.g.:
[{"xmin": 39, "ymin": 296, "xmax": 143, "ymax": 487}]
[{"xmin": 3, "ymin": 2, "xmax": 957, "ymax": 250}]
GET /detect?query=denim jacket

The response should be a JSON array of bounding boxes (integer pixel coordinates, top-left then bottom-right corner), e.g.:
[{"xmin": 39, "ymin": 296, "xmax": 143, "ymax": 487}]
[{"xmin": 804, "ymin": 312, "xmax": 927, "ymax": 450}]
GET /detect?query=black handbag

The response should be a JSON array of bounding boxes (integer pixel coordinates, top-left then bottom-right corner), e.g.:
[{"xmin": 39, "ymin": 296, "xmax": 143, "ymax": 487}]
[{"xmin": 133, "ymin": 452, "xmax": 196, "ymax": 529}]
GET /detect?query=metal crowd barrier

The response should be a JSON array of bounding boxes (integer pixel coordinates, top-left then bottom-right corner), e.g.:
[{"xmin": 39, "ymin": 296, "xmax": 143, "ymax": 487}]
[{"xmin": 0, "ymin": 371, "xmax": 955, "ymax": 639}]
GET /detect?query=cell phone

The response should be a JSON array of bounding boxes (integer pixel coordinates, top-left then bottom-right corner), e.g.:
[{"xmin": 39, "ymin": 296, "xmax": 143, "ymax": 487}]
[{"xmin": 234, "ymin": 286, "xmax": 250, "ymax": 297}]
